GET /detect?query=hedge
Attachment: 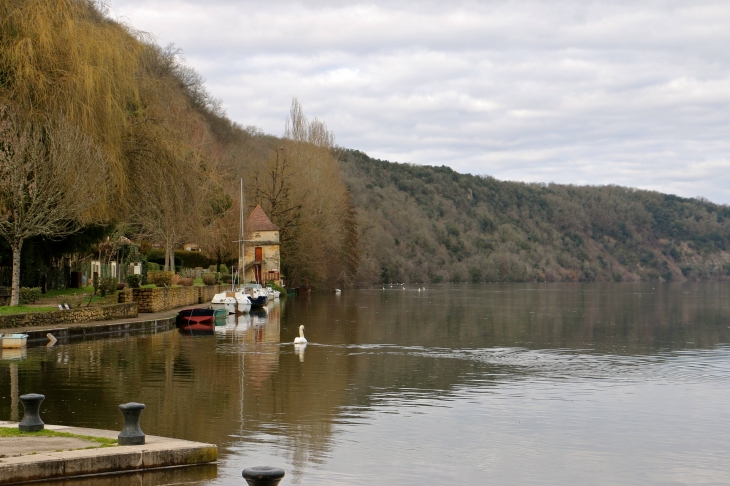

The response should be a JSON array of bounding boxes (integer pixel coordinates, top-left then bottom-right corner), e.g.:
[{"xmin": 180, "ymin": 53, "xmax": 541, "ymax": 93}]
[{"xmin": 147, "ymin": 249, "xmax": 214, "ymax": 269}]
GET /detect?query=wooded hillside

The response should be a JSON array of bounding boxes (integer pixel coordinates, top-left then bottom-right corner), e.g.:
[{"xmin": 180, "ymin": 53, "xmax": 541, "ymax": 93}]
[{"xmin": 341, "ymin": 150, "xmax": 730, "ymax": 284}]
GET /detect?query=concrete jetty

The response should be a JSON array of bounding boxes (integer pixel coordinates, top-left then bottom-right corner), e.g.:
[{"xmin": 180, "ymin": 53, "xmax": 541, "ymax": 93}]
[{"xmin": 0, "ymin": 421, "xmax": 217, "ymax": 484}]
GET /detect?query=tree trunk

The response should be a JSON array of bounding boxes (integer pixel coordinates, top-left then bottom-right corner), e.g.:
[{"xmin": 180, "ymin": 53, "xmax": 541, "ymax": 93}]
[
  {"xmin": 10, "ymin": 241, "xmax": 22, "ymax": 306},
  {"xmin": 164, "ymin": 247, "xmax": 170, "ymax": 272},
  {"xmin": 169, "ymin": 245, "xmax": 175, "ymax": 274}
]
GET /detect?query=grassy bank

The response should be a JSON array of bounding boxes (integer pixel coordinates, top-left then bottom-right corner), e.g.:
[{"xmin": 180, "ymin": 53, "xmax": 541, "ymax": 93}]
[
  {"xmin": 0, "ymin": 427, "xmax": 117, "ymax": 447},
  {"xmin": 0, "ymin": 306, "xmax": 57, "ymax": 315}
]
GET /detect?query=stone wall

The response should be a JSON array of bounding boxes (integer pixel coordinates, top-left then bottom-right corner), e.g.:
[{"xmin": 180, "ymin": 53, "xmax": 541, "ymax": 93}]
[
  {"xmin": 199, "ymin": 284, "xmax": 226, "ymax": 304},
  {"xmin": 123, "ymin": 285, "xmax": 226, "ymax": 313},
  {"xmin": 0, "ymin": 303, "xmax": 138, "ymax": 329}
]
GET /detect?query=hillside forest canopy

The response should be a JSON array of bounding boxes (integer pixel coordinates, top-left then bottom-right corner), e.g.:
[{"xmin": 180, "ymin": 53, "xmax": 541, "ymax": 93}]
[{"xmin": 0, "ymin": 0, "xmax": 728, "ymax": 305}]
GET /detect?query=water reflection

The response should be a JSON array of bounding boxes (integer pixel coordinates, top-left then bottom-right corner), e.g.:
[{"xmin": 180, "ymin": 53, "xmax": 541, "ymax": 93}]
[
  {"xmin": 0, "ymin": 284, "xmax": 728, "ymax": 485},
  {"xmin": 294, "ymin": 343, "xmax": 306, "ymax": 362}
]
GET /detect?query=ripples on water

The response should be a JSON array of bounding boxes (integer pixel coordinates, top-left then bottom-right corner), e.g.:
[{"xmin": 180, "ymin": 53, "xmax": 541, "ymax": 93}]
[{"xmin": 1, "ymin": 283, "xmax": 730, "ymax": 485}]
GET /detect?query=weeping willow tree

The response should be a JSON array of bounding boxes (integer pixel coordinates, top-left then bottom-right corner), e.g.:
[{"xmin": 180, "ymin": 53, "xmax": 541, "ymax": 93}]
[{"xmin": 0, "ymin": 0, "xmax": 147, "ymax": 214}]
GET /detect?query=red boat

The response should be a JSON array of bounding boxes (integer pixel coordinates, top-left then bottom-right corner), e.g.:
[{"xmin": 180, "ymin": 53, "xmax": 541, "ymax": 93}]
[{"xmin": 176, "ymin": 308, "xmax": 215, "ymax": 335}]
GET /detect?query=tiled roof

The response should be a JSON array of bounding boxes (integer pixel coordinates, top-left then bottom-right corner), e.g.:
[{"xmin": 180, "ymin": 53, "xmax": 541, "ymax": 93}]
[{"xmin": 246, "ymin": 205, "xmax": 279, "ymax": 232}]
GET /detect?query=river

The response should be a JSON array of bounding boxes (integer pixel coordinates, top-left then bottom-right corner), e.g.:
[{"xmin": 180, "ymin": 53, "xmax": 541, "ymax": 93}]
[{"xmin": 2, "ymin": 283, "xmax": 730, "ymax": 485}]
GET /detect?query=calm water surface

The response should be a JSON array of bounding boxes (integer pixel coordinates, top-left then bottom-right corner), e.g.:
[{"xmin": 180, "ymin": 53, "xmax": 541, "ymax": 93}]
[{"xmin": 2, "ymin": 283, "xmax": 730, "ymax": 485}]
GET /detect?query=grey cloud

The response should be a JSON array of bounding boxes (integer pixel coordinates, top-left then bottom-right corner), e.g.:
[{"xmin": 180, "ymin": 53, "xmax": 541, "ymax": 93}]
[{"xmin": 111, "ymin": 0, "xmax": 730, "ymax": 203}]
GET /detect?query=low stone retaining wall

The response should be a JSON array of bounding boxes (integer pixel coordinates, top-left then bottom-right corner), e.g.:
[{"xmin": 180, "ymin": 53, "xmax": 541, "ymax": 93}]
[
  {"xmin": 120, "ymin": 285, "xmax": 226, "ymax": 313},
  {"xmin": 199, "ymin": 284, "xmax": 226, "ymax": 303},
  {"xmin": 21, "ymin": 315, "xmax": 177, "ymax": 343},
  {"xmin": 0, "ymin": 303, "xmax": 138, "ymax": 329}
]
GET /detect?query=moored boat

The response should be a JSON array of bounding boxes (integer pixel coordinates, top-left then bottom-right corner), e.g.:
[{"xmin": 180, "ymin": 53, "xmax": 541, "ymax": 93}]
[
  {"xmin": 211, "ymin": 291, "xmax": 252, "ymax": 314},
  {"xmin": 0, "ymin": 333, "xmax": 28, "ymax": 349},
  {"xmin": 213, "ymin": 308, "xmax": 228, "ymax": 322},
  {"xmin": 242, "ymin": 283, "xmax": 268, "ymax": 308},
  {"xmin": 176, "ymin": 308, "xmax": 215, "ymax": 335}
]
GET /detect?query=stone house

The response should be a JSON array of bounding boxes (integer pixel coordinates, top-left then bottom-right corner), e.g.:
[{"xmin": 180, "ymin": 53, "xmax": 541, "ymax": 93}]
[{"xmin": 243, "ymin": 205, "xmax": 281, "ymax": 285}]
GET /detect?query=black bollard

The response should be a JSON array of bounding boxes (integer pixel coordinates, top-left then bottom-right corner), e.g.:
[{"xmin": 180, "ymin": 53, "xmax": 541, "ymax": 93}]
[
  {"xmin": 118, "ymin": 402, "xmax": 145, "ymax": 445},
  {"xmin": 18, "ymin": 393, "xmax": 45, "ymax": 432},
  {"xmin": 242, "ymin": 466, "xmax": 286, "ymax": 486}
]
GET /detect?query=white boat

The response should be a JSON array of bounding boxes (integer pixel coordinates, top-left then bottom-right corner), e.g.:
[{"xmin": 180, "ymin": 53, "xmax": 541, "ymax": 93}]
[
  {"xmin": 0, "ymin": 333, "xmax": 28, "ymax": 349},
  {"xmin": 266, "ymin": 286, "xmax": 281, "ymax": 300},
  {"xmin": 211, "ymin": 291, "xmax": 251, "ymax": 314}
]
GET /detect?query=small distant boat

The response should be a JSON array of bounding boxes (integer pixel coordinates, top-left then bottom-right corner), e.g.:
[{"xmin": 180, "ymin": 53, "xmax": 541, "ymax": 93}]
[
  {"xmin": 266, "ymin": 286, "xmax": 281, "ymax": 300},
  {"xmin": 0, "ymin": 334, "xmax": 28, "ymax": 349},
  {"xmin": 176, "ymin": 308, "xmax": 215, "ymax": 335},
  {"xmin": 295, "ymin": 279, "xmax": 310, "ymax": 297}
]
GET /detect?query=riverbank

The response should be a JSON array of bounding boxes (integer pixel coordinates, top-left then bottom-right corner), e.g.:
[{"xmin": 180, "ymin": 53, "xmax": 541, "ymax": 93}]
[
  {"xmin": 0, "ymin": 306, "xmax": 197, "ymax": 343},
  {"xmin": 0, "ymin": 421, "xmax": 217, "ymax": 483}
]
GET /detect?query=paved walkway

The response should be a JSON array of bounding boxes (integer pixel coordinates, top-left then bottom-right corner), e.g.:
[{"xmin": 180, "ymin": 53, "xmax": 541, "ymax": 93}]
[{"xmin": 0, "ymin": 305, "xmax": 200, "ymax": 341}]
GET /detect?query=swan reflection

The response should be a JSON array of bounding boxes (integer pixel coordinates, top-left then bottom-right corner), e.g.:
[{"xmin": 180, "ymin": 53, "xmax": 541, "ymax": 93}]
[{"xmin": 294, "ymin": 343, "xmax": 307, "ymax": 362}]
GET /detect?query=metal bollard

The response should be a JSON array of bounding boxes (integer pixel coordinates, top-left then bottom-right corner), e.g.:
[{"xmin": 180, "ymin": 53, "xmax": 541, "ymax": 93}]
[
  {"xmin": 242, "ymin": 466, "xmax": 286, "ymax": 486},
  {"xmin": 18, "ymin": 393, "xmax": 45, "ymax": 432},
  {"xmin": 118, "ymin": 402, "xmax": 145, "ymax": 445}
]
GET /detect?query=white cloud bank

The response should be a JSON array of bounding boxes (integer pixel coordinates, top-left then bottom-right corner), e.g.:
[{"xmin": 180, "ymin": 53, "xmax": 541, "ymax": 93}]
[{"xmin": 110, "ymin": 0, "xmax": 730, "ymax": 203}]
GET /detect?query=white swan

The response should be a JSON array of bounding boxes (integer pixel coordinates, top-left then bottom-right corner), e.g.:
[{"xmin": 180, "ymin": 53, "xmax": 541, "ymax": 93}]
[{"xmin": 294, "ymin": 325, "xmax": 307, "ymax": 344}]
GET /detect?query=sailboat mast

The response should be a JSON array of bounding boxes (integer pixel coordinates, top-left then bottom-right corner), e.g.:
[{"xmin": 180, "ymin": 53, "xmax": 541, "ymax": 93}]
[{"xmin": 239, "ymin": 178, "xmax": 245, "ymax": 285}]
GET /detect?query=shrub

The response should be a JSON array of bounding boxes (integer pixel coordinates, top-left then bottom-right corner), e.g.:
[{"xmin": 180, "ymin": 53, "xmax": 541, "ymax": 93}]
[
  {"xmin": 146, "ymin": 262, "xmax": 161, "ymax": 272},
  {"xmin": 126, "ymin": 274, "xmax": 141, "ymax": 288},
  {"xmin": 117, "ymin": 283, "xmax": 126, "ymax": 290},
  {"xmin": 148, "ymin": 249, "xmax": 212, "ymax": 269},
  {"xmin": 171, "ymin": 274, "xmax": 181, "ymax": 286},
  {"xmin": 221, "ymin": 274, "xmax": 232, "ymax": 284},
  {"xmin": 19, "ymin": 287, "xmax": 42, "ymax": 304},
  {"xmin": 98, "ymin": 277, "xmax": 118, "ymax": 296},
  {"xmin": 147, "ymin": 271, "xmax": 174, "ymax": 287},
  {"xmin": 179, "ymin": 277, "xmax": 194, "ymax": 286},
  {"xmin": 202, "ymin": 273, "xmax": 216, "ymax": 285},
  {"xmin": 180, "ymin": 267, "xmax": 197, "ymax": 278}
]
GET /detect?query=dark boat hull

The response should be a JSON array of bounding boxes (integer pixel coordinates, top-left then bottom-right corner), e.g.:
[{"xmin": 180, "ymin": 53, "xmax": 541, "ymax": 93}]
[
  {"xmin": 176, "ymin": 308, "xmax": 215, "ymax": 335},
  {"xmin": 250, "ymin": 295, "xmax": 268, "ymax": 308}
]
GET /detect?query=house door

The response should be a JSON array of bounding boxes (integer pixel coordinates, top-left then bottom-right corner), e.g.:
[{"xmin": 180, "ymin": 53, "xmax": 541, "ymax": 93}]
[
  {"xmin": 254, "ymin": 265, "xmax": 262, "ymax": 283},
  {"xmin": 255, "ymin": 247, "xmax": 263, "ymax": 262}
]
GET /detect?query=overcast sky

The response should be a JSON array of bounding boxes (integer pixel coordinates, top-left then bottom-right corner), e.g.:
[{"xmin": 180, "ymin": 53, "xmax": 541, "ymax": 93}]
[{"xmin": 110, "ymin": 0, "xmax": 730, "ymax": 204}]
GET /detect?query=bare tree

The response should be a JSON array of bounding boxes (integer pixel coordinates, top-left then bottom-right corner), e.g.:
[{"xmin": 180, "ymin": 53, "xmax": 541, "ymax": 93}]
[
  {"xmin": 251, "ymin": 148, "xmax": 302, "ymax": 245},
  {"xmin": 0, "ymin": 105, "xmax": 111, "ymax": 305},
  {"xmin": 200, "ymin": 196, "xmax": 237, "ymax": 273}
]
